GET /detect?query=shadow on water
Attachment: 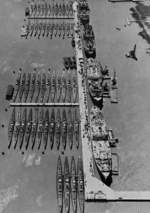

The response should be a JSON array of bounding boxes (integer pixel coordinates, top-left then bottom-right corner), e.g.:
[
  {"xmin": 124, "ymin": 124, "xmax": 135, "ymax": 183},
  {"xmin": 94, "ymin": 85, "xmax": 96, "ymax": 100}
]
[{"xmin": 130, "ymin": 2, "xmax": 150, "ymax": 45}]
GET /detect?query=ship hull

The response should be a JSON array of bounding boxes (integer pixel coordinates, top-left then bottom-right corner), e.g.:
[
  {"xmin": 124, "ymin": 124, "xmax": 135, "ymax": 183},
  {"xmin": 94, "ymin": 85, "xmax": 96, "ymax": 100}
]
[
  {"xmin": 64, "ymin": 157, "xmax": 70, "ymax": 213},
  {"xmin": 56, "ymin": 156, "xmax": 63, "ymax": 213},
  {"xmin": 71, "ymin": 157, "xmax": 77, "ymax": 213},
  {"xmin": 77, "ymin": 158, "xmax": 84, "ymax": 213}
]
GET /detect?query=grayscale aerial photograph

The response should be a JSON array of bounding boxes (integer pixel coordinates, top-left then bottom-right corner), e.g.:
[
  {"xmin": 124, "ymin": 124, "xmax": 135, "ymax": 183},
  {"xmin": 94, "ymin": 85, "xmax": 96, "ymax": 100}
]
[{"xmin": 0, "ymin": 0, "xmax": 150, "ymax": 212}]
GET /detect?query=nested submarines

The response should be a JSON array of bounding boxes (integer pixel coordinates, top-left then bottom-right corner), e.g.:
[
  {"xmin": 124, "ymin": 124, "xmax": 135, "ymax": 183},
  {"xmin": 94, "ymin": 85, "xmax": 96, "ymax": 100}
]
[
  {"xmin": 62, "ymin": 109, "xmax": 67, "ymax": 150},
  {"xmin": 49, "ymin": 108, "xmax": 55, "ymax": 149},
  {"xmin": 64, "ymin": 156, "xmax": 70, "ymax": 213},
  {"xmin": 56, "ymin": 156, "xmax": 63, "ymax": 213},
  {"xmin": 19, "ymin": 108, "xmax": 27, "ymax": 150},
  {"xmin": 37, "ymin": 108, "xmax": 45, "ymax": 150},
  {"xmin": 55, "ymin": 109, "xmax": 61, "ymax": 150},
  {"xmin": 67, "ymin": 109, "xmax": 74, "ymax": 150},
  {"xmin": 31, "ymin": 108, "xmax": 38, "ymax": 150},
  {"xmin": 71, "ymin": 156, "xmax": 77, "ymax": 213},
  {"xmin": 24, "ymin": 108, "xmax": 32, "ymax": 150},
  {"xmin": 43, "ymin": 109, "xmax": 49, "ymax": 151},
  {"xmin": 8, "ymin": 108, "xmax": 16, "ymax": 149},
  {"xmin": 13, "ymin": 110, "xmax": 21, "ymax": 149}
]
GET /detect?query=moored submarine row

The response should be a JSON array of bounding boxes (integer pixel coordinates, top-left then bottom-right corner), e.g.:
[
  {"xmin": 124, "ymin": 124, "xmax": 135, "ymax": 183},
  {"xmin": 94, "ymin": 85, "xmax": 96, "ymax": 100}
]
[
  {"xmin": 8, "ymin": 107, "xmax": 80, "ymax": 151},
  {"xmin": 5, "ymin": 0, "xmax": 120, "ymax": 210},
  {"xmin": 56, "ymin": 156, "xmax": 84, "ymax": 213}
]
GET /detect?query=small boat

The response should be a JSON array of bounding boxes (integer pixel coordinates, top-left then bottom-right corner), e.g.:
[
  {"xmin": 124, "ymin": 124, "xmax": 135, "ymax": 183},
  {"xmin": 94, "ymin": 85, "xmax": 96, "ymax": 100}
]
[
  {"xmin": 51, "ymin": 75, "xmax": 56, "ymax": 102},
  {"xmin": 13, "ymin": 71, "xmax": 22, "ymax": 102},
  {"xmin": 67, "ymin": 109, "xmax": 73, "ymax": 150},
  {"xmin": 74, "ymin": 109, "xmax": 80, "ymax": 149},
  {"xmin": 5, "ymin": 85, "xmax": 14, "ymax": 101},
  {"xmin": 72, "ymin": 76, "xmax": 78, "ymax": 103},
  {"xmin": 61, "ymin": 76, "xmax": 67, "ymax": 102},
  {"xmin": 8, "ymin": 108, "xmax": 16, "ymax": 149},
  {"xmin": 67, "ymin": 78, "xmax": 72, "ymax": 103},
  {"xmin": 13, "ymin": 110, "xmax": 21, "ymax": 149},
  {"xmin": 37, "ymin": 108, "xmax": 44, "ymax": 150},
  {"xmin": 19, "ymin": 108, "xmax": 27, "ymax": 150},
  {"xmin": 49, "ymin": 108, "xmax": 55, "ymax": 149},
  {"xmin": 56, "ymin": 156, "xmax": 63, "ymax": 213},
  {"xmin": 64, "ymin": 156, "xmax": 70, "ymax": 213},
  {"xmin": 40, "ymin": 73, "xmax": 47, "ymax": 103},
  {"xmin": 31, "ymin": 108, "xmax": 38, "ymax": 150},
  {"xmin": 29, "ymin": 72, "xmax": 36, "ymax": 102},
  {"xmin": 55, "ymin": 109, "xmax": 61, "ymax": 150},
  {"xmin": 35, "ymin": 74, "xmax": 41, "ymax": 103},
  {"xmin": 77, "ymin": 157, "xmax": 85, "ymax": 213},
  {"xmin": 56, "ymin": 76, "xmax": 62, "ymax": 102},
  {"xmin": 18, "ymin": 73, "xmax": 26, "ymax": 102},
  {"xmin": 24, "ymin": 108, "xmax": 32, "ymax": 150},
  {"xmin": 43, "ymin": 109, "xmax": 49, "ymax": 151},
  {"xmin": 23, "ymin": 73, "xmax": 31, "ymax": 102},
  {"xmin": 62, "ymin": 109, "xmax": 67, "ymax": 150},
  {"xmin": 71, "ymin": 156, "xmax": 77, "ymax": 213}
]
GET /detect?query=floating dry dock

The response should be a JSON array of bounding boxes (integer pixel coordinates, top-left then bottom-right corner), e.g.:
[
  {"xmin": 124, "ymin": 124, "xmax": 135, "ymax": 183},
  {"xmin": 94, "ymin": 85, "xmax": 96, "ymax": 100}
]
[{"xmin": 73, "ymin": 0, "xmax": 150, "ymax": 201}]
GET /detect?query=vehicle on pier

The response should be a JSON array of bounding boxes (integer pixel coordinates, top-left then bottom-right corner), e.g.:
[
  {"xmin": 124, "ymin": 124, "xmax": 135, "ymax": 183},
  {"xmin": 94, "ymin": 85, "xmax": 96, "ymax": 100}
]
[
  {"xmin": 62, "ymin": 109, "xmax": 67, "ymax": 150},
  {"xmin": 71, "ymin": 156, "xmax": 77, "ymax": 213},
  {"xmin": 19, "ymin": 108, "xmax": 27, "ymax": 150},
  {"xmin": 31, "ymin": 108, "xmax": 38, "ymax": 150},
  {"xmin": 55, "ymin": 109, "xmax": 61, "ymax": 150},
  {"xmin": 56, "ymin": 156, "xmax": 63, "ymax": 213},
  {"xmin": 67, "ymin": 109, "xmax": 74, "ymax": 150},
  {"xmin": 23, "ymin": 73, "xmax": 31, "ymax": 102},
  {"xmin": 24, "ymin": 108, "xmax": 32, "ymax": 150},
  {"xmin": 77, "ymin": 157, "xmax": 85, "ymax": 213},
  {"xmin": 25, "ymin": 7, "xmax": 30, "ymax": 17},
  {"xmin": 64, "ymin": 156, "xmax": 70, "ymax": 213},
  {"xmin": 37, "ymin": 109, "xmax": 44, "ymax": 150},
  {"xmin": 43, "ymin": 109, "xmax": 49, "ymax": 151},
  {"xmin": 49, "ymin": 109, "xmax": 55, "ymax": 150},
  {"xmin": 8, "ymin": 108, "xmax": 16, "ymax": 149},
  {"xmin": 63, "ymin": 57, "xmax": 70, "ymax": 70}
]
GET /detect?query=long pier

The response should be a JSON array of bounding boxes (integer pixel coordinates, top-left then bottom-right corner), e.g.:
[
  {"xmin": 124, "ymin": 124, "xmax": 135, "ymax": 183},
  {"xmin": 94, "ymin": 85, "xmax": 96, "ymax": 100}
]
[{"xmin": 73, "ymin": 0, "xmax": 150, "ymax": 201}]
